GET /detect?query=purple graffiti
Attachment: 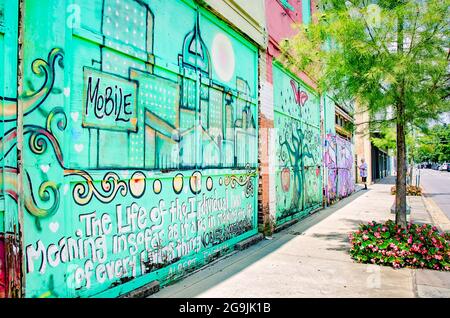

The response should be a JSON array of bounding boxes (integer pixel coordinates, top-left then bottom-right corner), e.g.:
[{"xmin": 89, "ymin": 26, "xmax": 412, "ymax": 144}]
[{"xmin": 324, "ymin": 134, "xmax": 355, "ymax": 203}]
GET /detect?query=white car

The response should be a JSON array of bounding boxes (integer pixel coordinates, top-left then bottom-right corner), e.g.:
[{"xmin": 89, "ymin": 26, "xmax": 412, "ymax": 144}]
[{"xmin": 439, "ymin": 163, "xmax": 448, "ymax": 171}]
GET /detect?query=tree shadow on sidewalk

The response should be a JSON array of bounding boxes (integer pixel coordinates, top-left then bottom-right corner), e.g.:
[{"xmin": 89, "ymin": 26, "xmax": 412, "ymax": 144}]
[
  {"xmin": 374, "ymin": 176, "xmax": 396, "ymax": 185},
  {"xmin": 310, "ymin": 232, "xmax": 351, "ymax": 252}
]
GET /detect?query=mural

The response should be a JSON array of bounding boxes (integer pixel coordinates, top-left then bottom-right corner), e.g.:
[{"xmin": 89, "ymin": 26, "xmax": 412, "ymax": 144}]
[
  {"xmin": 0, "ymin": 0, "xmax": 258, "ymax": 297},
  {"xmin": 324, "ymin": 133, "xmax": 355, "ymax": 203},
  {"xmin": 273, "ymin": 65, "xmax": 322, "ymax": 225},
  {"xmin": 0, "ymin": 0, "xmax": 21, "ymax": 298}
]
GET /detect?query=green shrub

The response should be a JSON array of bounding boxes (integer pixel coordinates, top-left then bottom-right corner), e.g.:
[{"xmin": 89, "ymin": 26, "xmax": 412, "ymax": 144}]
[{"xmin": 349, "ymin": 220, "xmax": 450, "ymax": 270}]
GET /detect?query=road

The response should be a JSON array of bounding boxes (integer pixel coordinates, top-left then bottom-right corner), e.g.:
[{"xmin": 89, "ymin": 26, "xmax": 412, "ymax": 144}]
[{"xmin": 418, "ymin": 168, "xmax": 450, "ymax": 219}]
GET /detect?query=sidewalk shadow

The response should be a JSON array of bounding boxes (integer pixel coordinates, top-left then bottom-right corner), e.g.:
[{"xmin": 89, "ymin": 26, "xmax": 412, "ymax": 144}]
[
  {"xmin": 374, "ymin": 176, "xmax": 396, "ymax": 185},
  {"xmin": 310, "ymin": 232, "xmax": 351, "ymax": 253},
  {"xmin": 152, "ymin": 189, "xmax": 370, "ymax": 297}
]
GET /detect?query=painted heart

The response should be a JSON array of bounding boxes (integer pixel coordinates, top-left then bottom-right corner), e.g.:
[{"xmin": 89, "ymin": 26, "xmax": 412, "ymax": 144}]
[
  {"xmin": 64, "ymin": 87, "xmax": 71, "ymax": 97},
  {"xmin": 290, "ymin": 80, "xmax": 309, "ymax": 106},
  {"xmin": 299, "ymin": 91, "xmax": 309, "ymax": 106},
  {"xmin": 74, "ymin": 144, "xmax": 84, "ymax": 153},
  {"xmin": 40, "ymin": 164, "xmax": 50, "ymax": 174},
  {"xmin": 49, "ymin": 222, "xmax": 59, "ymax": 233},
  {"xmin": 71, "ymin": 112, "xmax": 79, "ymax": 122}
]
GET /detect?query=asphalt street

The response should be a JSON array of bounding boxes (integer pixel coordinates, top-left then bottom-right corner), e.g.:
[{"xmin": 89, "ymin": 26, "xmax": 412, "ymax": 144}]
[{"xmin": 418, "ymin": 168, "xmax": 450, "ymax": 219}]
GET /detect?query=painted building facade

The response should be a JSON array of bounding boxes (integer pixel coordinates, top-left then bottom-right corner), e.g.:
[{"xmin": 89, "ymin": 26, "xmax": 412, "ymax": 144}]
[
  {"xmin": 258, "ymin": 0, "xmax": 324, "ymax": 229},
  {"xmin": 259, "ymin": 0, "xmax": 355, "ymax": 228},
  {"xmin": 1, "ymin": 0, "xmax": 356, "ymax": 298},
  {"xmin": 1, "ymin": 0, "xmax": 263, "ymax": 298},
  {"xmin": 323, "ymin": 96, "xmax": 356, "ymax": 204},
  {"xmin": 355, "ymin": 104, "xmax": 393, "ymax": 185}
]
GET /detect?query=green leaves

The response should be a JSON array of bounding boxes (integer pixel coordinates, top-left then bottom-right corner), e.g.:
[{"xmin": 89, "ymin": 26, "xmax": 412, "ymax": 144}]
[
  {"xmin": 415, "ymin": 124, "xmax": 450, "ymax": 163},
  {"xmin": 282, "ymin": 0, "xmax": 450, "ymax": 120}
]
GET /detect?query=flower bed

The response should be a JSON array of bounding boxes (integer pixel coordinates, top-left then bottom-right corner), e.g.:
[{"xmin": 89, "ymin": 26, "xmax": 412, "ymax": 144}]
[
  {"xmin": 390, "ymin": 185, "xmax": 422, "ymax": 196},
  {"xmin": 349, "ymin": 220, "xmax": 450, "ymax": 270}
]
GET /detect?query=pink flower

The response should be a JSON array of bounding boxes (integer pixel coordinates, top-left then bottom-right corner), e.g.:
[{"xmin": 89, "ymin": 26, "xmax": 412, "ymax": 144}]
[
  {"xmin": 374, "ymin": 232, "xmax": 381, "ymax": 238},
  {"xmin": 407, "ymin": 235, "xmax": 413, "ymax": 244}
]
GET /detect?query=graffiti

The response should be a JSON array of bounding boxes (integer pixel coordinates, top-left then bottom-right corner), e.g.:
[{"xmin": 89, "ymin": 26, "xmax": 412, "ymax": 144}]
[
  {"xmin": 273, "ymin": 64, "xmax": 322, "ymax": 224},
  {"xmin": 4, "ymin": 0, "xmax": 259, "ymax": 298},
  {"xmin": 324, "ymin": 133, "xmax": 355, "ymax": 203},
  {"xmin": 336, "ymin": 135, "xmax": 355, "ymax": 198},
  {"xmin": 65, "ymin": 170, "xmax": 129, "ymax": 206},
  {"xmin": 1, "ymin": 48, "xmax": 63, "ymax": 122},
  {"xmin": 24, "ymin": 172, "xmax": 256, "ymax": 291},
  {"xmin": 222, "ymin": 164, "xmax": 256, "ymax": 198},
  {"xmin": 290, "ymin": 80, "xmax": 309, "ymax": 106},
  {"xmin": 83, "ymin": 68, "xmax": 137, "ymax": 131},
  {"xmin": 277, "ymin": 119, "xmax": 313, "ymax": 219}
]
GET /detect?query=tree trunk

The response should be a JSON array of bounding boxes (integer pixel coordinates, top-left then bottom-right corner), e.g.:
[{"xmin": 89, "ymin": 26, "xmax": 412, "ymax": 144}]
[
  {"xmin": 395, "ymin": 9, "xmax": 407, "ymax": 228},
  {"xmin": 395, "ymin": 105, "xmax": 408, "ymax": 228}
]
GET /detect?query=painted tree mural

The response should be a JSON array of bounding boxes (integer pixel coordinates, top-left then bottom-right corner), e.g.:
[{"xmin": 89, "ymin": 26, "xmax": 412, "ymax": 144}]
[
  {"xmin": 278, "ymin": 119, "xmax": 314, "ymax": 215},
  {"xmin": 273, "ymin": 64, "xmax": 322, "ymax": 225}
]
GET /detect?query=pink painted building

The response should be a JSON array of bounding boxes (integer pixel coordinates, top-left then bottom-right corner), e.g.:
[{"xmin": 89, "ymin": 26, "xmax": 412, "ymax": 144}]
[{"xmin": 264, "ymin": 0, "xmax": 316, "ymax": 88}]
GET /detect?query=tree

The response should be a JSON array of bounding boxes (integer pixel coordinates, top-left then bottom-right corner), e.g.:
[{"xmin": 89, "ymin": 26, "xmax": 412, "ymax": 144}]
[
  {"xmin": 281, "ymin": 0, "xmax": 450, "ymax": 227},
  {"xmin": 415, "ymin": 123, "xmax": 450, "ymax": 162}
]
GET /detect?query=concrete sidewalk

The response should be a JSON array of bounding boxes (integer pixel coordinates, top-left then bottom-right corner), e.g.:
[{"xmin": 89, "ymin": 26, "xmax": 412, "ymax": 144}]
[{"xmin": 150, "ymin": 179, "xmax": 450, "ymax": 298}]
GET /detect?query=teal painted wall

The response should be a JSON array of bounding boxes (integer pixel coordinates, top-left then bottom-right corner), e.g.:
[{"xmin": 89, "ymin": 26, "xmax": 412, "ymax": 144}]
[
  {"xmin": 301, "ymin": 0, "xmax": 311, "ymax": 25},
  {"xmin": 273, "ymin": 63, "xmax": 323, "ymax": 226},
  {"xmin": 0, "ymin": 0, "xmax": 259, "ymax": 298}
]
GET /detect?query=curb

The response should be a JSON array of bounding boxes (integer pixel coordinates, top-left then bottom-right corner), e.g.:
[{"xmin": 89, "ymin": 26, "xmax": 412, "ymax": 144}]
[
  {"xmin": 235, "ymin": 233, "xmax": 264, "ymax": 251},
  {"xmin": 274, "ymin": 218, "xmax": 299, "ymax": 233},
  {"xmin": 118, "ymin": 280, "xmax": 160, "ymax": 298},
  {"xmin": 421, "ymin": 193, "xmax": 450, "ymax": 233}
]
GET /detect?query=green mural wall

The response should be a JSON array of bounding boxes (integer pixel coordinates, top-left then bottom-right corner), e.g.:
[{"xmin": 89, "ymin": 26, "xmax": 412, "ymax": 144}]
[
  {"xmin": 273, "ymin": 63, "xmax": 323, "ymax": 226},
  {"xmin": 1, "ymin": 0, "xmax": 259, "ymax": 298}
]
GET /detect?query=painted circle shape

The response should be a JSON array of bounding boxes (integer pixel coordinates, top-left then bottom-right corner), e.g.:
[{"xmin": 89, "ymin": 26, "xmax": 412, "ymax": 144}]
[
  {"xmin": 281, "ymin": 168, "xmax": 291, "ymax": 192},
  {"xmin": 153, "ymin": 179, "xmax": 162, "ymax": 194},
  {"xmin": 211, "ymin": 33, "xmax": 235, "ymax": 82},
  {"xmin": 129, "ymin": 172, "xmax": 146, "ymax": 198},
  {"xmin": 190, "ymin": 171, "xmax": 202, "ymax": 194},
  {"xmin": 206, "ymin": 176, "xmax": 213, "ymax": 191},
  {"xmin": 173, "ymin": 173, "xmax": 184, "ymax": 194}
]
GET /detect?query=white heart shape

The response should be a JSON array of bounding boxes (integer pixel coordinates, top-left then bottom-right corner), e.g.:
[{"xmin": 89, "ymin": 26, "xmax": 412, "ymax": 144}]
[
  {"xmin": 49, "ymin": 222, "xmax": 59, "ymax": 233},
  {"xmin": 40, "ymin": 164, "xmax": 50, "ymax": 174},
  {"xmin": 64, "ymin": 87, "xmax": 71, "ymax": 97},
  {"xmin": 63, "ymin": 184, "xmax": 69, "ymax": 194},
  {"xmin": 71, "ymin": 112, "xmax": 79, "ymax": 122},
  {"xmin": 74, "ymin": 144, "xmax": 84, "ymax": 153}
]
